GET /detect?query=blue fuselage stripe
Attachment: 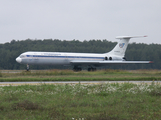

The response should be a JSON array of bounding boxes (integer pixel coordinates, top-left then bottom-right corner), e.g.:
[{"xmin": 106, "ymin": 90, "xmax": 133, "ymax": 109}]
[{"xmin": 26, "ymin": 55, "xmax": 104, "ymax": 59}]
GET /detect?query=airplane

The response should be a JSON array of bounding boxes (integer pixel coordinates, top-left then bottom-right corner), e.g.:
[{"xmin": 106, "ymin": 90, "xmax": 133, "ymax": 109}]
[{"xmin": 16, "ymin": 36, "xmax": 152, "ymax": 71}]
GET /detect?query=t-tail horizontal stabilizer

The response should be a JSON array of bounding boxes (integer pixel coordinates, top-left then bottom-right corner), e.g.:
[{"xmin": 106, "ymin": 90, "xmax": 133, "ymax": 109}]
[
  {"xmin": 107, "ymin": 35, "xmax": 147, "ymax": 57},
  {"xmin": 115, "ymin": 35, "xmax": 147, "ymax": 39}
]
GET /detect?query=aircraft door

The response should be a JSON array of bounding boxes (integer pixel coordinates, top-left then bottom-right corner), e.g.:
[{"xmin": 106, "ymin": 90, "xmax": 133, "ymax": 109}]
[
  {"xmin": 28, "ymin": 55, "xmax": 33, "ymax": 63},
  {"xmin": 64, "ymin": 53, "xmax": 69, "ymax": 65},
  {"xmin": 33, "ymin": 53, "xmax": 39, "ymax": 63}
]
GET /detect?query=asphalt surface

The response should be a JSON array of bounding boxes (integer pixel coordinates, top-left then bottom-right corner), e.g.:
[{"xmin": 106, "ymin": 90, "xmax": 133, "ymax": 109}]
[{"xmin": 0, "ymin": 81, "xmax": 160, "ymax": 86}]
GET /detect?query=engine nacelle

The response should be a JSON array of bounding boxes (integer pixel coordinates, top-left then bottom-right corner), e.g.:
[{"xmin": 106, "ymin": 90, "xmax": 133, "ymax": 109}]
[{"xmin": 109, "ymin": 57, "xmax": 112, "ymax": 60}]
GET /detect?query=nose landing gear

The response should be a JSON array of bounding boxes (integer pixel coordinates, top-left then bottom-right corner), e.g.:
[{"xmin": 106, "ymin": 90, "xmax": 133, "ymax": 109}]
[
  {"xmin": 26, "ymin": 64, "xmax": 29, "ymax": 71},
  {"xmin": 73, "ymin": 66, "xmax": 82, "ymax": 71}
]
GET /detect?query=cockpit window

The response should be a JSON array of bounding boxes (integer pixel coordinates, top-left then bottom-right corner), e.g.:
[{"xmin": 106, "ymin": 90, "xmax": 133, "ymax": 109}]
[{"xmin": 20, "ymin": 55, "xmax": 25, "ymax": 58}]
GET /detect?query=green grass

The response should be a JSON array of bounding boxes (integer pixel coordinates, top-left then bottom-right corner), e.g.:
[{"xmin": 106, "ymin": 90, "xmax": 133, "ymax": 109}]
[
  {"xmin": 1, "ymin": 69, "xmax": 161, "ymax": 82},
  {"xmin": 1, "ymin": 83, "xmax": 161, "ymax": 119},
  {"xmin": 0, "ymin": 76, "xmax": 161, "ymax": 82}
]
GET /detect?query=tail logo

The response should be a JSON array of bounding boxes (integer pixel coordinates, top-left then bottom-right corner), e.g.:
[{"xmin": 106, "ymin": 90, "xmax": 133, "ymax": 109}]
[{"xmin": 119, "ymin": 43, "xmax": 125, "ymax": 48}]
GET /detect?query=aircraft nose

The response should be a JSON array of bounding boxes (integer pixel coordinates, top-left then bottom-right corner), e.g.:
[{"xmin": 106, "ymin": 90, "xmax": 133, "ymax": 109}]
[{"xmin": 16, "ymin": 57, "xmax": 22, "ymax": 63}]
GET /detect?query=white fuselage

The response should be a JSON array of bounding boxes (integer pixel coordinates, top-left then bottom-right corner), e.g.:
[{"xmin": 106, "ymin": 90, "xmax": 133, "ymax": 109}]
[
  {"xmin": 16, "ymin": 51, "xmax": 123, "ymax": 66},
  {"xmin": 16, "ymin": 36, "xmax": 150, "ymax": 70}
]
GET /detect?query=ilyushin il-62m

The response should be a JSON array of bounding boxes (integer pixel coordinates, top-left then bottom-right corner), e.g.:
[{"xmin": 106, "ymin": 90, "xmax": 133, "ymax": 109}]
[{"xmin": 16, "ymin": 36, "xmax": 152, "ymax": 71}]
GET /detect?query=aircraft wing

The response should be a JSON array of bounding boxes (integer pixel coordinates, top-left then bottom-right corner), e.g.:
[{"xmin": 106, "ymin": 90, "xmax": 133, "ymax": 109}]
[{"xmin": 70, "ymin": 60, "xmax": 153, "ymax": 66}]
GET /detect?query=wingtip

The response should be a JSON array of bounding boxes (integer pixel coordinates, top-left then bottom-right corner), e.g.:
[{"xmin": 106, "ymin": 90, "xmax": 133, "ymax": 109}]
[{"xmin": 149, "ymin": 61, "xmax": 153, "ymax": 63}]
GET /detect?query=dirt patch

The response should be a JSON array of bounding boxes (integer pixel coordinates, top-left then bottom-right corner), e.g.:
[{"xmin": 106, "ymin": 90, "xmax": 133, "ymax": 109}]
[{"xmin": 12, "ymin": 100, "xmax": 40, "ymax": 110}]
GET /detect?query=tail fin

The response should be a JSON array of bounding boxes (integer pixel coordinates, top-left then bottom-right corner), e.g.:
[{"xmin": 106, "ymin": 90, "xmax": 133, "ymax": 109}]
[{"xmin": 107, "ymin": 36, "xmax": 147, "ymax": 57}]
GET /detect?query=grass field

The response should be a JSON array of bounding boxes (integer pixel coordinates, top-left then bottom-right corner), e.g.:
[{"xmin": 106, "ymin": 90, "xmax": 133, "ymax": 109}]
[
  {"xmin": 0, "ymin": 82, "xmax": 161, "ymax": 119},
  {"xmin": 0, "ymin": 69, "xmax": 161, "ymax": 82},
  {"xmin": 0, "ymin": 69, "xmax": 161, "ymax": 119}
]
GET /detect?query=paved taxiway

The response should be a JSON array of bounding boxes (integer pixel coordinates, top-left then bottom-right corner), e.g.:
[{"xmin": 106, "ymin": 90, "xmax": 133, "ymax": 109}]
[{"xmin": 0, "ymin": 81, "xmax": 161, "ymax": 86}]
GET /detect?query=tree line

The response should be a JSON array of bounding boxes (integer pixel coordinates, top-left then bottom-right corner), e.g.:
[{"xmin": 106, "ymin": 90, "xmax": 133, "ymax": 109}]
[{"xmin": 0, "ymin": 39, "xmax": 160, "ymax": 70}]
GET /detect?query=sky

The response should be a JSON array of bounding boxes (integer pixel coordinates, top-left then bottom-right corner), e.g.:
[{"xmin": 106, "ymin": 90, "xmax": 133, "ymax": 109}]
[{"xmin": 0, "ymin": 0, "xmax": 161, "ymax": 44}]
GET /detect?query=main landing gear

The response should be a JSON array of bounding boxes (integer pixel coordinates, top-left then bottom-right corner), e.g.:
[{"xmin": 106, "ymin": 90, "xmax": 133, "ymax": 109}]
[
  {"xmin": 73, "ymin": 66, "xmax": 82, "ymax": 71},
  {"xmin": 73, "ymin": 66, "xmax": 97, "ymax": 72},
  {"xmin": 88, "ymin": 67, "xmax": 96, "ymax": 71}
]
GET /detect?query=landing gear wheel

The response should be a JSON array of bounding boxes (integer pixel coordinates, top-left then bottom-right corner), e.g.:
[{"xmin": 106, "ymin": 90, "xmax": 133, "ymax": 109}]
[
  {"xmin": 73, "ymin": 66, "xmax": 82, "ymax": 72},
  {"xmin": 88, "ymin": 67, "xmax": 96, "ymax": 71},
  {"xmin": 88, "ymin": 68, "xmax": 91, "ymax": 71}
]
